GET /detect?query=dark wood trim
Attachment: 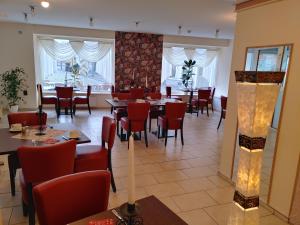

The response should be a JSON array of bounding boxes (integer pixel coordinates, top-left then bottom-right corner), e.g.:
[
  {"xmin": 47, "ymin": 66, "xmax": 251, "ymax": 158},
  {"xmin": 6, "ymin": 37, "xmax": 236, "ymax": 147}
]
[{"xmin": 235, "ymin": 0, "xmax": 280, "ymax": 11}]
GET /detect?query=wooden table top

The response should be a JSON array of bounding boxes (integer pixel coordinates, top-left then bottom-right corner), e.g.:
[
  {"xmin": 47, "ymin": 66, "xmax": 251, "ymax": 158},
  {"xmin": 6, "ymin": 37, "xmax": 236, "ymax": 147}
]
[
  {"xmin": 0, "ymin": 123, "xmax": 91, "ymax": 155},
  {"xmin": 70, "ymin": 195, "xmax": 188, "ymax": 225},
  {"xmin": 105, "ymin": 98, "xmax": 181, "ymax": 108}
]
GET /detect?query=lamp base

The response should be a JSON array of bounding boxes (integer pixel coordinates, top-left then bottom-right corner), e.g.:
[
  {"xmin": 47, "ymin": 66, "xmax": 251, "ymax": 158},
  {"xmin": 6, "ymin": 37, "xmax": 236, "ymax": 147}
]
[
  {"xmin": 233, "ymin": 190, "xmax": 259, "ymax": 210},
  {"xmin": 118, "ymin": 203, "xmax": 143, "ymax": 225}
]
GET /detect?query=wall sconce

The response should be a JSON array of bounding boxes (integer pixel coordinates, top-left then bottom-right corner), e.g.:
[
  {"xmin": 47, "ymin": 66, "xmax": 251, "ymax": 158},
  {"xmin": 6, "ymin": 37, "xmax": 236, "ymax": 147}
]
[{"xmin": 233, "ymin": 71, "xmax": 285, "ymax": 211}]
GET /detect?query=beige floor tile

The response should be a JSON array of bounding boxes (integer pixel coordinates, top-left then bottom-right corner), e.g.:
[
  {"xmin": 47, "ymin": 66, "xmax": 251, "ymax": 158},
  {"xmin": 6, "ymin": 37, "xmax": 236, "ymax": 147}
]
[
  {"xmin": 109, "ymin": 188, "xmax": 149, "ymax": 208},
  {"xmin": 9, "ymin": 206, "xmax": 27, "ymax": 225},
  {"xmin": 176, "ymin": 177, "xmax": 216, "ymax": 193},
  {"xmin": 187, "ymin": 157, "xmax": 216, "ymax": 167},
  {"xmin": 208, "ymin": 175, "xmax": 232, "ymax": 187},
  {"xmin": 134, "ymin": 164, "xmax": 163, "ymax": 175},
  {"xmin": 182, "ymin": 166, "xmax": 216, "ymax": 178},
  {"xmin": 153, "ymin": 170, "xmax": 188, "ymax": 183},
  {"xmin": 145, "ymin": 183, "xmax": 185, "ymax": 198},
  {"xmin": 260, "ymin": 215, "xmax": 289, "ymax": 225},
  {"xmin": 179, "ymin": 208, "xmax": 217, "ymax": 225},
  {"xmin": 206, "ymin": 186, "xmax": 235, "ymax": 204},
  {"xmin": 0, "ymin": 207, "xmax": 12, "ymax": 225},
  {"xmin": 172, "ymin": 191, "xmax": 217, "ymax": 212},
  {"xmin": 159, "ymin": 160, "xmax": 191, "ymax": 171},
  {"xmin": 118, "ymin": 174, "xmax": 158, "ymax": 188},
  {"xmin": 0, "ymin": 192, "xmax": 22, "ymax": 209}
]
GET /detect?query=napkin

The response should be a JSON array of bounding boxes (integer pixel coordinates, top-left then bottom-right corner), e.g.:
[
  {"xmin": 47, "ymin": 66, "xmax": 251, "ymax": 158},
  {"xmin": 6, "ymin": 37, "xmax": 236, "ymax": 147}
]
[{"xmin": 88, "ymin": 219, "xmax": 115, "ymax": 225}]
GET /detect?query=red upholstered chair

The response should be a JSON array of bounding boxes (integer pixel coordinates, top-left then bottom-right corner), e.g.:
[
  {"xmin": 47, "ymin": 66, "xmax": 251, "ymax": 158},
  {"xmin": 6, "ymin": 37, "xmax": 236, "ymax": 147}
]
[
  {"xmin": 130, "ymin": 88, "xmax": 145, "ymax": 99},
  {"xmin": 18, "ymin": 140, "xmax": 76, "ymax": 225},
  {"xmin": 146, "ymin": 92, "xmax": 164, "ymax": 131},
  {"xmin": 208, "ymin": 87, "xmax": 216, "ymax": 112},
  {"xmin": 33, "ymin": 171, "xmax": 110, "ymax": 225},
  {"xmin": 56, "ymin": 86, "xmax": 74, "ymax": 118},
  {"xmin": 113, "ymin": 93, "xmax": 131, "ymax": 136},
  {"xmin": 120, "ymin": 102, "xmax": 150, "ymax": 147},
  {"xmin": 166, "ymin": 86, "xmax": 182, "ymax": 101},
  {"xmin": 73, "ymin": 85, "xmax": 92, "ymax": 115},
  {"xmin": 8, "ymin": 111, "xmax": 47, "ymax": 127},
  {"xmin": 158, "ymin": 102, "xmax": 187, "ymax": 146},
  {"xmin": 217, "ymin": 96, "xmax": 227, "ymax": 130},
  {"xmin": 192, "ymin": 89, "xmax": 211, "ymax": 117},
  {"xmin": 74, "ymin": 116, "xmax": 117, "ymax": 192},
  {"xmin": 37, "ymin": 84, "xmax": 57, "ymax": 111}
]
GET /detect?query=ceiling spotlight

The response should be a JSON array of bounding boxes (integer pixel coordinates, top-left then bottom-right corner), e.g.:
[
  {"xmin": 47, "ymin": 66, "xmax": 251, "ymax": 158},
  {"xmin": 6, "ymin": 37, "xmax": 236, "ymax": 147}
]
[
  {"xmin": 187, "ymin": 30, "xmax": 192, "ymax": 34},
  {"xmin": 29, "ymin": 5, "xmax": 36, "ymax": 16},
  {"xmin": 23, "ymin": 12, "xmax": 28, "ymax": 22},
  {"xmin": 215, "ymin": 29, "xmax": 220, "ymax": 38},
  {"xmin": 41, "ymin": 1, "xmax": 50, "ymax": 8},
  {"xmin": 89, "ymin": 17, "xmax": 94, "ymax": 27},
  {"xmin": 177, "ymin": 25, "xmax": 182, "ymax": 35},
  {"xmin": 135, "ymin": 21, "xmax": 140, "ymax": 28}
]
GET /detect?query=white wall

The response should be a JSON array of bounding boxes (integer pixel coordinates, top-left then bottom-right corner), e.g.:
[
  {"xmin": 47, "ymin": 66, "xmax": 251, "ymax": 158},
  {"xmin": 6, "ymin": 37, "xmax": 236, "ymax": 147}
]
[{"xmin": 219, "ymin": 0, "xmax": 300, "ymax": 217}]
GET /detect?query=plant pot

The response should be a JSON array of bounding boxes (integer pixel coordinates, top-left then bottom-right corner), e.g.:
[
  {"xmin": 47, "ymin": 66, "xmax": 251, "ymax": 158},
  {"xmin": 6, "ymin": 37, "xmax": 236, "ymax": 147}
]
[{"xmin": 9, "ymin": 105, "xmax": 19, "ymax": 113}]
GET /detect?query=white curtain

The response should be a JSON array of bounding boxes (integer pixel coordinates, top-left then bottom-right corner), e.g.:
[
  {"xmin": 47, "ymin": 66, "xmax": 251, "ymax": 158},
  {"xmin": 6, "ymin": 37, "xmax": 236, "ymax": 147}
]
[
  {"xmin": 96, "ymin": 49, "xmax": 113, "ymax": 84},
  {"xmin": 39, "ymin": 39, "xmax": 113, "ymax": 62},
  {"xmin": 40, "ymin": 47, "xmax": 56, "ymax": 81}
]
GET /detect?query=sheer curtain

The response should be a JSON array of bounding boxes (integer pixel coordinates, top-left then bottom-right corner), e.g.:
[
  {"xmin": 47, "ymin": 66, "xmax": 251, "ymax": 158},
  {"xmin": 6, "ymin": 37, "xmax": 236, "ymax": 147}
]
[
  {"xmin": 161, "ymin": 47, "xmax": 218, "ymax": 89},
  {"xmin": 96, "ymin": 49, "xmax": 113, "ymax": 84}
]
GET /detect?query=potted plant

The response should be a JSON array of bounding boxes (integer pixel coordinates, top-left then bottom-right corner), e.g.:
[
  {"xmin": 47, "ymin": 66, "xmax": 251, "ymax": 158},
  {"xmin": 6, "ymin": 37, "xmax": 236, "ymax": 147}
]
[
  {"xmin": 181, "ymin": 59, "xmax": 196, "ymax": 89},
  {"xmin": 0, "ymin": 67, "xmax": 27, "ymax": 112},
  {"xmin": 71, "ymin": 63, "xmax": 80, "ymax": 87}
]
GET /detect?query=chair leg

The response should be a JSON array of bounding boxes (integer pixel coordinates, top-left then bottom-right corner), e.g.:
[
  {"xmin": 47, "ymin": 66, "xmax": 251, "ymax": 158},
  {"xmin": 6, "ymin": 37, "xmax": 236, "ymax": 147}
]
[
  {"xmin": 180, "ymin": 127, "xmax": 184, "ymax": 145},
  {"xmin": 164, "ymin": 129, "xmax": 168, "ymax": 146},
  {"xmin": 110, "ymin": 106, "xmax": 113, "ymax": 114},
  {"xmin": 158, "ymin": 125, "xmax": 160, "ymax": 139},
  {"xmin": 27, "ymin": 184, "xmax": 35, "ymax": 225},
  {"xmin": 88, "ymin": 102, "xmax": 91, "ymax": 115},
  {"xmin": 217, "ymin": 111, "xmax": 223, "ymax": 130},
  {"xmin": 201, "ymin": 106, "xmax": 204, "ymax": 114},
  {"xmin": 175, "ymin": 130, "xmax": 177, "ymax": 138},
  {"xmin": 144, "ymin": 122, "xmax": 148, "ymax": 147},
  {"xmin": 22, "ymin": 200, "xmax": 28, "ymax": 217},
  {"xmin": 70, "ymin": 106, "xmax": 73, "ymax": 119},
  {"xmin": 108, "ymin": 152, "xmax": 116, "ymax": 193},
  {"xmin": 73, "ymin": 105, "xmax": 76, "ymax": 115},
  {"xmin": 149, "ymin": 118, "xmax": 152, "ymax": 132},
  {"xmin": 211, "ymin": 102, "xmax": 214, "ymax": 112},
  {"xmin": 206, "ymin": 104, "xmax": 209, "ymax": 117}
]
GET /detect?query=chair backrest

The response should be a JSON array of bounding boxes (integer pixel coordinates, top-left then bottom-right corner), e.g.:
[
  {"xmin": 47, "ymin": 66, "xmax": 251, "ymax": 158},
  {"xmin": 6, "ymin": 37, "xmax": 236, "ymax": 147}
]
[
  {"xmin": 198, "ymin": 89, "xmax": 211, "ymax": 100},
  {"xmin": 18, "ymin": 140, "xmax": 76, "ymax": 184},
  {"xmin": 221, "ymin": 96, "xmax": 227, "ymax": 110},
  {"xmin": 166, "ymin": 86, "xmax": 171, "ymax": 98},
  {"xmin": 56, "ymin": 87, "xmax": 73, "ymax": 99},
  {"xmin": 150, "ymin": 86, "xmax": 157, "ymax": 93},
  {"xmin": 113, "ymin": 93, "xmax": 131, "ymax": 100},
  {"xmin": 37, "ymin": 84, "xmax": 43, "ymax": 99},
  {"xmin": 102, "ymin": 116, "xmax": 116, "ymax": 150},
  {"xmin": 165, "ymin": 102, "xmax": 187, "ymax": 120},
  {"xmin": 130, "ymin": 88, "xmax": 145, "ymax": 99},
  {"xmin": 111, "ymin": 85, "xmax": 115, "ymax": 94},
  {"xmin": 127, "ymin": 102, "xmax": 150, "ymax": 121},
  {"xmin": 87, "ymin": 85, "xmax": 92, "ymax": 97},
  {"xmin": 33, "ymin": 171, "xmax": 110, "ymax": 225},
  {"xmin": 8, "ymin": 112, "xmax": 47, "ymax": 127},
  {"xmin": 147, "ymin": 92, "xmax": 162, "ymax": 100}
]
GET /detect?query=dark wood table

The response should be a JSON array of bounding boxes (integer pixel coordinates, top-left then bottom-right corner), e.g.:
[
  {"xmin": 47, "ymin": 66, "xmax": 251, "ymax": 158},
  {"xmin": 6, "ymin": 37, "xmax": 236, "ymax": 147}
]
[
  {"xmin": 105, "ymin": 98, "xmax": 180, "ymax": 109},
  {"xmin": 70, "ymin": 196, "xmax": 188, "ymax": 225},
  {"xmin": 0, "ymin": 123, "xmax": 91, "ymax": 196}
]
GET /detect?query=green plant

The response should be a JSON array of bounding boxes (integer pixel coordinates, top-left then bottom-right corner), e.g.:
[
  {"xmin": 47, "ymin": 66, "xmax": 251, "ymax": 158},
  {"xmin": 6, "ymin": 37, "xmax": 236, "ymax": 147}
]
[
  {"xmin": 182, "ymin": 59, "xmax": 196, "ymax": 88},
  {"xmin": 0, "ymin": 67, "xmax": 27, "ymax": 106}
]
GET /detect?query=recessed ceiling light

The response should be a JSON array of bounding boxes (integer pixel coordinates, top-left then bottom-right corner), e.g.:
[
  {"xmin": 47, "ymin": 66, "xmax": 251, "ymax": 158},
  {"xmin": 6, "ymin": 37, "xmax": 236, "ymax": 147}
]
[{"xmin": 41, "ymin": 1, "xmax": 50, "ymax": 8}]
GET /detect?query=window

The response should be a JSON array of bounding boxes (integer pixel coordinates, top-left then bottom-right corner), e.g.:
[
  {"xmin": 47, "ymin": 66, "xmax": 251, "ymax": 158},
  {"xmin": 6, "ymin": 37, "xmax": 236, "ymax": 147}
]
[
  {"xmin": 161, "ymin": 47, "xmax": 217, "ymax": 93},
  {"xmin": 35, "ymin": 37, "xmax": 114, "ymax": 92}
]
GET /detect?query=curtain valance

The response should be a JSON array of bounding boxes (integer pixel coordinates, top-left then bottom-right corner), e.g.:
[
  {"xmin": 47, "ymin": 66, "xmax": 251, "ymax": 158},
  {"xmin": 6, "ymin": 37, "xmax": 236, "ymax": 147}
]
[
  {"xmin": 163, "ymin": 47, "xmax": 217, "ymax": 67},
  {"xmin": 39, "ymin": 39, "xmax": 113, "ymax": 62}
]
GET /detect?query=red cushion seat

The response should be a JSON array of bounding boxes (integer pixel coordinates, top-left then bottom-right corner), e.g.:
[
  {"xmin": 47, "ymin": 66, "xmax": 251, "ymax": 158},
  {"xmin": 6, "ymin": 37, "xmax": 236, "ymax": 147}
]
[
  {"xmin": 73, "ymin": 96, "xmax": 88, "ymax": 104},
  {"xmin": 74, "ymin": 145, "xmax": 108, "ymax": 172}
]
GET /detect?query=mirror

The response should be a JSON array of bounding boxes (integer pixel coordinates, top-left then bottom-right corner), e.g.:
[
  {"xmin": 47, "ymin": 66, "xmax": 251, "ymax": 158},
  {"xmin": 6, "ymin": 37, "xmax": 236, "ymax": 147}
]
[{"xmin": 232, "ymin": 44, "xmax": 292, "ymax": 203}]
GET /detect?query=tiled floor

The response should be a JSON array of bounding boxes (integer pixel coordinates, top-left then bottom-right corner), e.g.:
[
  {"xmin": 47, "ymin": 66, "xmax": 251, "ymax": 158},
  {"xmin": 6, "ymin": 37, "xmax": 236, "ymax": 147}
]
[{"xmin": 0, "ymin": 109, "xmax": 290, "ymax": 225}]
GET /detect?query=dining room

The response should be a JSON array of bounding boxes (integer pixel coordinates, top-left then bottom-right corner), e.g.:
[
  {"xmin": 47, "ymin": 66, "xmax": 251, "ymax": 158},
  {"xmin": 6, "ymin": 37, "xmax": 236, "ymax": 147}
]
[{"xmin": 1, "ymin": 0, "xmax": 299, "ymax": 225}]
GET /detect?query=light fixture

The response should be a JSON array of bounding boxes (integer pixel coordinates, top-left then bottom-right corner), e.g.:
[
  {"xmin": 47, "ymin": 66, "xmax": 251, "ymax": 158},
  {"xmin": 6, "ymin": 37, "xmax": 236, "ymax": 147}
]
[
  {"xmin": 187, "ymin": 29, "xmax": 192, "ymax": 34},
  {"xmin": 233, "ymin": 71, "xmax": 285, "ymax": 210},
  {"xmin": 23, "ymin": 12, "xmax": 28, "ymax": 22},
  {"xmin": 135, "ymin": 21, "xmax": 140, "ymax": 28},
  {"xmin": 89, "ymin": 17, "xmax": 94, "ymax": 27},
  {"xmin": 29, "ymin": 5, "xmax": 36, "ymax": 16},
  {"xmin": 177, "ymin": 25, "xmax": 182, "ymax": 35},
  {"xmin": 215, "ymin": 29, "xmax": 220, "ymax": 38},
  {"xmin": 41, "ymin": 1, "xmax": 50, "ymax": 8}
]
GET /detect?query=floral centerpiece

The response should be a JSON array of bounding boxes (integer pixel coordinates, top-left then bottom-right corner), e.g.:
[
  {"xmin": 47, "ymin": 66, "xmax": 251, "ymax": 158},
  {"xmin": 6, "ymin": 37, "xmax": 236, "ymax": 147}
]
[
  {"xmin": 182, "ymin": 59, "xmax": 196, "ymax": 89},
  {"xmin": 71, "ymin": 63, "xmax": 80, "ymax": 86}
]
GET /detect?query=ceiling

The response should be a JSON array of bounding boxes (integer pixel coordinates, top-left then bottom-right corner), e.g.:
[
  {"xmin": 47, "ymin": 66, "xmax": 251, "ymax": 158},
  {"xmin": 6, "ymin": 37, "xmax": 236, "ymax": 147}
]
[{"xmin": 0, "ymin": 0, "xmax": 240, "ymax": 39}]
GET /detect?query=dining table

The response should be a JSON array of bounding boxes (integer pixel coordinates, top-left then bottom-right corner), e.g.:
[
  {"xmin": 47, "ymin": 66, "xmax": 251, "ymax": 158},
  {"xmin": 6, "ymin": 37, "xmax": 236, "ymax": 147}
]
[
  {"xmin": 70, "ymin": 195, "xmax": 188, "ymax": 225},
  {"xmin": 0, "ymin": 123, "xmax": 91, "ymax": 196}
]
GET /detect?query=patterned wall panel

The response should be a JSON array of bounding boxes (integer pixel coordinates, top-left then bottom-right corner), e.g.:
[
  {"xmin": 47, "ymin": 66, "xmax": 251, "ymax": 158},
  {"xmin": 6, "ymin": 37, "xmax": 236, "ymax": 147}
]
[{"xmin": 115, "ymin": 31, "xmax": 163, "ymax": 90}]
